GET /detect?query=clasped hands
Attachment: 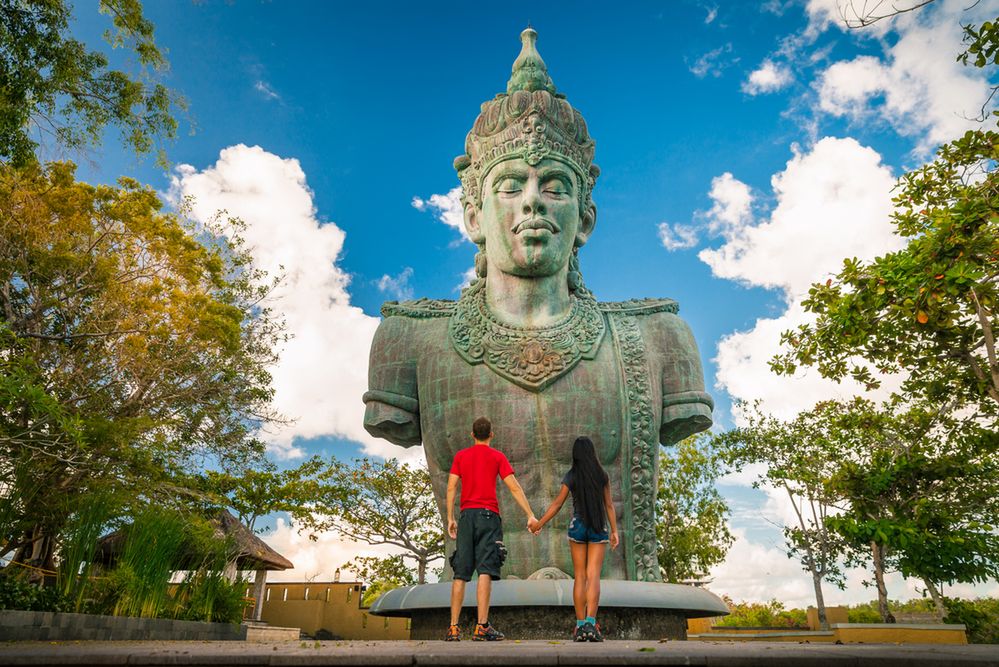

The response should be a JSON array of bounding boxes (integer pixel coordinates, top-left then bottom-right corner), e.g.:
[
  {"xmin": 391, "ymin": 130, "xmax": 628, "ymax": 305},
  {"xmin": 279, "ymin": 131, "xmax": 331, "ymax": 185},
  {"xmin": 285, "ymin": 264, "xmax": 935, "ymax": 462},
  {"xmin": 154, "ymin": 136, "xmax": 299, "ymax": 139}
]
[{"xmin": 527, "ymin": 516, "xmax": 542, "ymax": 535}]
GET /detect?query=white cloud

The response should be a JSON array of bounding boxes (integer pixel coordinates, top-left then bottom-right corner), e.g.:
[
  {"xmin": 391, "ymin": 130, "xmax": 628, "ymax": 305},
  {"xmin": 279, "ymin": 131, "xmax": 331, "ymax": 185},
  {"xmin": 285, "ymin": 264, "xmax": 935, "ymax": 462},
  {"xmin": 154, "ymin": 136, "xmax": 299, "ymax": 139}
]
[
  {"xmin": 700, "ymin": 137, "xmax": 900, "ymax": 296},
  {"xmin": 699, "ymin": 137, "xmax": 906, "ymax": 420},
  {"xmin": 657, "ymin": 222, "xmax": 699, "ymax": 251},
  {"xmin": 254, "ymin": 80, "xmax": 280, "ymax": 101},
  {"xmin": 260, "ymin": 517, "xmax": 411, "ymax": 583},
  {"xmin": 688, "ymin": 43, "xmax": 738, "ymax": 78},
  {"xmin": 376, "ymin": 267, "xmax": 414, "ymax": 301},
  {"xmin": 805, "ymin": 0, "xmax": 931, "ymax": 35},
  {"xmin": 413, "ymin": 187, "xmax": 468, "ymax": 241},
  {"xmin": 456, "ymin": 267, "xmax": 477, "ymax": 293},
  {"xmin": 743, "ymin": 60, "xmax": 793, "ymax": 95},
  {"xmin": 810, "ymin": 0, "xmax": 996, "ymax": 154},
  {"xmin": 704, "ymin": 6, "xmax": 718, "ymax": 24},
  {"xmin": 704, "ymin": 172, "xmax": 754, "ymax": 237},
  {"xmin": 169, "ymin": 144, "xmax": 415, "ymax": 462}
]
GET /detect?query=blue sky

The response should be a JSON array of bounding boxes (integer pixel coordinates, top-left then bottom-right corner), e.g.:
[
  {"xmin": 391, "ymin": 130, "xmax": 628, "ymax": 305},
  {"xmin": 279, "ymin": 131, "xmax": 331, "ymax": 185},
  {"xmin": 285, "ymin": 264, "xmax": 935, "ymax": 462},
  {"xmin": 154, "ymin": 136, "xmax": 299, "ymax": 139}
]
[{"xmin": 68, "ymin": 0, "xmax": 998, "ymax": 605}]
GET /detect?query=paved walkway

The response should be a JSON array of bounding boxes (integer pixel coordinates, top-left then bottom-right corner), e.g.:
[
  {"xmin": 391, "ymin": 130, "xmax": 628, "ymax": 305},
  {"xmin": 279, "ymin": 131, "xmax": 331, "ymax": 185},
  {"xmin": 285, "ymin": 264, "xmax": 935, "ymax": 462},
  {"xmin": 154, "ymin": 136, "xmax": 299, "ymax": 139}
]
[{"xmin": 0, "ymin": 640, "xmax": 997, "ymax": 666}]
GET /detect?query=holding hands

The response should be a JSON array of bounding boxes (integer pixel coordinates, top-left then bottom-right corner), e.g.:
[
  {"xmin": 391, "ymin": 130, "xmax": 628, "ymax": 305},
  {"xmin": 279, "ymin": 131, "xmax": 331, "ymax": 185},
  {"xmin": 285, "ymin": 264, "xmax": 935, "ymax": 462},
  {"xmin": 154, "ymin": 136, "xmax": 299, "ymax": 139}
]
[{"xmin": 527, "ymin": 516, "xmax": 541, "ymax": 534}]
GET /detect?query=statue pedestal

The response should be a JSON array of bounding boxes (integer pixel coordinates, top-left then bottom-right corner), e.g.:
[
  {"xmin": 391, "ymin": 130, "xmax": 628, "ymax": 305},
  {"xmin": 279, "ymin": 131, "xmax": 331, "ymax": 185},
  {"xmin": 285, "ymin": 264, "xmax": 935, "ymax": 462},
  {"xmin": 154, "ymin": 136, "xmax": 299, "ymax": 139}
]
[{"xmin": 368, "ymin": 580, "xmax": 728, "ymax": 640}]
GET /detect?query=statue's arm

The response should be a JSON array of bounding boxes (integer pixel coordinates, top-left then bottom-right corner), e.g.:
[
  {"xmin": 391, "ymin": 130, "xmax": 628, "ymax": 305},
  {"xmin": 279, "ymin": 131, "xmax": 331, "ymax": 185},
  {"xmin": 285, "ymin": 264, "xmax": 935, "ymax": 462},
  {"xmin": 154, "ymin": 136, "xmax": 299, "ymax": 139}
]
[
  {"xmin": 656, "ymin": 313, "xmax": 714, "ymax": 444},
  {"xmin": 362, "ymin": 316, "xmax": 422, "ymax": 448}
]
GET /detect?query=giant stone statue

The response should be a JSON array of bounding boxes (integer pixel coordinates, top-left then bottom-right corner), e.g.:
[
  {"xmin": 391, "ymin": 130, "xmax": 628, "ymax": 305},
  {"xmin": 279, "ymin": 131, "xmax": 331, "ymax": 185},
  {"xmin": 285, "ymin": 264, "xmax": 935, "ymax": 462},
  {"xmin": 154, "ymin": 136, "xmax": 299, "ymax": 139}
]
[{"xmin": 364, "ymin": 28, "xmax": 713, "ymax": 583}]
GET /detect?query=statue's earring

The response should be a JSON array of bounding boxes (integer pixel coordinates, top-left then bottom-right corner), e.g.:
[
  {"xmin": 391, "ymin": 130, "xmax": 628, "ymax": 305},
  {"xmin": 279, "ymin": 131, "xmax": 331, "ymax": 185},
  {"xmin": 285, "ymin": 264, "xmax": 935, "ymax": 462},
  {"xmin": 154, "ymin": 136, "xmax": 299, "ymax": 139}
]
[
  {"xmin": 474, "ymin": 250, "xmax": 488, "ymax": 278},
  {"xmin": 567, "ymin": 251, "xmax": 581, "ymax": 292}
]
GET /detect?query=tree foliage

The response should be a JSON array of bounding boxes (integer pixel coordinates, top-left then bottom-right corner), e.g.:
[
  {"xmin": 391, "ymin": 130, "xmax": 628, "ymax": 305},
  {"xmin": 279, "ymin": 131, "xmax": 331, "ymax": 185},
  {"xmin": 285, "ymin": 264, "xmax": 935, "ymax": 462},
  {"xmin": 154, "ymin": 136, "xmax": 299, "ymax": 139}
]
[
  {"xmin": 656, "ymin": 433, "xmax": 733, "ymax": 584},
  {"xmin": 0, "ymin": 160, "xmax": 283, "ymax": 566},
  {"xmin": 198, "ymin": 456, "xmax": 324, "ymax": 533},
  {"xmin": 716, "ymin": 404, "xmax": 847, "ymax": 629},
  {"xmin": 343, "ymin": 554, "xmax": 417, "ymax": 607},
  {"xmin": 306, "ymin": 458, "xmax": 444, "ymax": 585},
  {"xmin": 772, "ymin": 16, "xmax": 999, "ymax": 414},
  {"xmin": 819, "ymin": 399, "xmax": 999, "ymax": 621},
  {"xmin": 1, "ymin": 0, "xmax": 183, "ymax": 166}
]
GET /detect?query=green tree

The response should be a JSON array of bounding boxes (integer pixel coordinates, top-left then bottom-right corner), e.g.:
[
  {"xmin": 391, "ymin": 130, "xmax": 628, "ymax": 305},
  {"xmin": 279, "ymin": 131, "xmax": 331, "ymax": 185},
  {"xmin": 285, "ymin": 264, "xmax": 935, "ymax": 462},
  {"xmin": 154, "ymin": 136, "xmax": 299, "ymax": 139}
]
[
  {"xmin": 343, "ymin": 554, "xmax": 417, "ymax": 607},
  {"xmin": 0, "ymin": 160, "xmax": 283, "ymax": 568},
  {"xmin": 771, "ymin": 18, "xmax": 999, "ymax": 415},
  {"xmin": 820, "ymin": 399, "xmax": 999, "ymax": 622},
  {"xmin": 1, "ymin": 0, "xmax": 183, "ymax": 166},
  {"xmin": 199, "ymin": 456, "xmax": 325, "ymax": 533},
  {"xmin": 656, "ymin": 433, "xmax": 733, "ymax": 584},
  {"xmin": 716, "ymin": 404, "xmax": 847, "ymax": 630},
  {"xmin": 306, "ymin": 458, "xmax": 444, "ymax": 585}
]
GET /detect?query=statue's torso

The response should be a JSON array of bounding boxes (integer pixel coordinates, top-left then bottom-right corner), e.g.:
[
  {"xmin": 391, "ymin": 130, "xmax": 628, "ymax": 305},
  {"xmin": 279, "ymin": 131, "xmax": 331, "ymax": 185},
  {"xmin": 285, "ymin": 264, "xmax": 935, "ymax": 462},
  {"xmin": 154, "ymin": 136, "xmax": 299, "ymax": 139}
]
[
  {"xmin": 364, "ymin": 292, "xmax": 713, "ymax": 581},
  {"xmin": 416, "ymin": 314, "xmax": 638, "ymax": 579}
]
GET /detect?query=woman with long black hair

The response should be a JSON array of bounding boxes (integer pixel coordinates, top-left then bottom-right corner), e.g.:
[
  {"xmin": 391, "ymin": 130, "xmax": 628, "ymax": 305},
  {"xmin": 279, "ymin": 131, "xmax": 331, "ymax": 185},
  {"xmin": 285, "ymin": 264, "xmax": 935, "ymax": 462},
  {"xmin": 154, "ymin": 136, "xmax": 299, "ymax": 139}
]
[{"xmin": 531, "ymin": 436, "xmax": 619, "ymax": 641}]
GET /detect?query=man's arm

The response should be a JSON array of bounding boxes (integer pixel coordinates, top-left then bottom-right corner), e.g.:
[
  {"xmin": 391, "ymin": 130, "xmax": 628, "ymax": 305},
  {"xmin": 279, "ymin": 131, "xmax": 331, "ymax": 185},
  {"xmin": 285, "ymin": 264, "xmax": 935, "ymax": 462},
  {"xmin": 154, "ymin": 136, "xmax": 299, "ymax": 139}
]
[
  {"xmin": 446, "ymin": 473, "xmax": 460, "ymax": 539},
  {"xmin": 502, "ymin": 474, "xmax": 537, "ymax": 525}
]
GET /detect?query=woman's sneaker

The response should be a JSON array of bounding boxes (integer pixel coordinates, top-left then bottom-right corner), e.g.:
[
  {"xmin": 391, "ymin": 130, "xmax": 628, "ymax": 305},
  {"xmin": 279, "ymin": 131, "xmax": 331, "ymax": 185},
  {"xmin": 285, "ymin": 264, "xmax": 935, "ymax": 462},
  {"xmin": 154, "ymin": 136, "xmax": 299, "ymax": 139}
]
[
  {"xmin": 472, "ymin": 623, "xmax": 505, "ymax": 641},
  {"xmin": 579, "ymin": 622, "xmax": 596, "ymax": 641},
  {"xmin": 589, "ymin": 622, "xmax": 604, "ymax": 642},
  {"xmin": 573, "ymin": 624, "xmax": 586, "ymax": 642},
  {"xmin": 445, "ymin": 624, "xmax": 461, "ymax": 641}
]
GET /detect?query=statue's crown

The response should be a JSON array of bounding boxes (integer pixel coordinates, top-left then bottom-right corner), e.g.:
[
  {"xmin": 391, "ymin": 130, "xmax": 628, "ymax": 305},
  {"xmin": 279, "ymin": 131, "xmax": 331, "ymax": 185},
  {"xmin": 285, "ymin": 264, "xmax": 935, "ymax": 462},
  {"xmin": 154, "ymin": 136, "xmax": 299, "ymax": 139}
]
[{"xmin": 454, "ymin": 28, "xmax": 598, "ymax": 207}]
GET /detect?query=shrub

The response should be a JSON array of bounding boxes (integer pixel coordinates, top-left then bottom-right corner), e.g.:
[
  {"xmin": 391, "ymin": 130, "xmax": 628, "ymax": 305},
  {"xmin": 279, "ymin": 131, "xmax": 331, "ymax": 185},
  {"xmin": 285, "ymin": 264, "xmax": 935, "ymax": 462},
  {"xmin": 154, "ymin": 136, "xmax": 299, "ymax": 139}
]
[
  {"xmin": 0, "ymin": 573, "xmax": 70, "ymax": 612},
  {"xmin": 172, "ymin": 570, "xmax": 247, "ymax": 624},
  {"xmin": 714, "ymin": 598, "xmax": 808, "ymax": 628},
  {"xmin": 945, "ymin": 597, "xmax": 999, "ymax": 644}
]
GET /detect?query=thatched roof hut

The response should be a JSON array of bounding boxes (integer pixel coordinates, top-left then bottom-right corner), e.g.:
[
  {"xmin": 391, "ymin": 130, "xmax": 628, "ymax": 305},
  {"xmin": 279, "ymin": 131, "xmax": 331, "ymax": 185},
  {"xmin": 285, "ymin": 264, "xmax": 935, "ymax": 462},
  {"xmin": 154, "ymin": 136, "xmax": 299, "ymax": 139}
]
[{"xmin": 95, "ymin": 510, "xmax": 293, "ymax": 572}]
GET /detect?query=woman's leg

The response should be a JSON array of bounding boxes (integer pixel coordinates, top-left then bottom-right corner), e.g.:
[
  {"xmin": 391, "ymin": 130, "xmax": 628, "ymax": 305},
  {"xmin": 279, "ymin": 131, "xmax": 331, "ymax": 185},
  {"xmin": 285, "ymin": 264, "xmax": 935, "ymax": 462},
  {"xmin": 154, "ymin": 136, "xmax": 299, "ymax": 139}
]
[
  {"xmin": 569, "ymin": 540, "xmax": 588, "ymax": 620},
  {"xmin": 584, "ymin": 542, "xmax": 606, "ymax": 619}
]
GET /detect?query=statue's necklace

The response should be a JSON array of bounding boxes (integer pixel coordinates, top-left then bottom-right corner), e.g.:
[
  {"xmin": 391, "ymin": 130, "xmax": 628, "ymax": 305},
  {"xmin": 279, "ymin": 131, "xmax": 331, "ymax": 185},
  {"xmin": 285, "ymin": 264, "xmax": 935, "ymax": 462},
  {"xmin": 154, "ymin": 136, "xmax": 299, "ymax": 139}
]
[{"xmin": 449, "ymin": 280, "xmax": 606, "ymax": 391}]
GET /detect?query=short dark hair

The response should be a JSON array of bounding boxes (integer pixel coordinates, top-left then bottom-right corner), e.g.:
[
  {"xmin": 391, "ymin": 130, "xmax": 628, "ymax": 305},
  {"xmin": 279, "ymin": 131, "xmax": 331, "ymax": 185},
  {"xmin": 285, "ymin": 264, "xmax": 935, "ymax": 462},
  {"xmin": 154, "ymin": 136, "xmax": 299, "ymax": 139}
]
[{"xmin": 472, "ymin": 417, "xmax": 492, "ymax": 441}]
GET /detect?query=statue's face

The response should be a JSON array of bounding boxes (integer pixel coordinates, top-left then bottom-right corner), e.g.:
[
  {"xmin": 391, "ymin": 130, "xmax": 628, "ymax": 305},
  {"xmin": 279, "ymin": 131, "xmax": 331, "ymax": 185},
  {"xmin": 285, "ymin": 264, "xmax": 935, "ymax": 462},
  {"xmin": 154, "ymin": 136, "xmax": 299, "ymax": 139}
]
[{"xmin": 469, "ymin": 157, "xmax": 588, "ymax": 277}]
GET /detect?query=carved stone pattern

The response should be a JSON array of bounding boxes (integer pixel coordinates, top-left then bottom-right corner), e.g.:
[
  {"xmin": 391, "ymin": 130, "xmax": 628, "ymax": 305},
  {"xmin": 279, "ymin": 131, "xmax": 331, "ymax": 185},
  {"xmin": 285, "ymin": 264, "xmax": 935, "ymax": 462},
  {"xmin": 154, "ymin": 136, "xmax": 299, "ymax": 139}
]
[
  {"xmin": 599, "ymin": 298, "xmax": 679, "ymax": 316},
  {"xmin": 381, "ymin": 298, "xmax": 456, "ymax": 319},
  {"xmin": 526, "ymin": 567, "xmax": 571, "ymax": 580},
  {"xmin": 449, "ymin": 280, "xmax": 605, "ymax": 391},
  {"xmin": 610, "ymin": 312, "xmax": 661, "ymax": 582}
]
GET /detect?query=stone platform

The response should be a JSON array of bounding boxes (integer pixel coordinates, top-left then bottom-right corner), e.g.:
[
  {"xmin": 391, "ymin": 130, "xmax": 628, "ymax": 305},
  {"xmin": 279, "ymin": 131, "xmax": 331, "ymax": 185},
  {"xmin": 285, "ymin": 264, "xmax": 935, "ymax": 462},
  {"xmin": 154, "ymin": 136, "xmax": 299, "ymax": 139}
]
[
  {"xmin": 368, "ymin": 580, "xmax": 728, "ymax": 640},
  {"xmin": 1, "ymin": 639, "xmax": 998, "ymax": 666}
]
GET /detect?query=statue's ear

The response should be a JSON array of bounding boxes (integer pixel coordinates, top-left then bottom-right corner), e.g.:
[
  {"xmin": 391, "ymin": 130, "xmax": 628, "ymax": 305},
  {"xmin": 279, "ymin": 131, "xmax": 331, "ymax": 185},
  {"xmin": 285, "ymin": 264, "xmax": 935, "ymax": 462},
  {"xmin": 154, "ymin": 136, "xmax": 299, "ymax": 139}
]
[
  {"xmin": 576, "ymin": 202, "xmax": 597, "ymax": 247},
  {"xmin": 464, "ymin": 203, "xmax": 485, "ymax": 244}
]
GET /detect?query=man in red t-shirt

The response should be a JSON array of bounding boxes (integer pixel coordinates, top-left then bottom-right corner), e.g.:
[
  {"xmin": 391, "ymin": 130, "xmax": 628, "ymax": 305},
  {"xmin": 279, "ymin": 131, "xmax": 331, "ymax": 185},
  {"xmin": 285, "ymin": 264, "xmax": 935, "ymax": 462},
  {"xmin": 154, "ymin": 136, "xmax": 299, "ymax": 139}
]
[{"xmin": 444, "ymin": 416, "xmax": 536, "ymax": 641}]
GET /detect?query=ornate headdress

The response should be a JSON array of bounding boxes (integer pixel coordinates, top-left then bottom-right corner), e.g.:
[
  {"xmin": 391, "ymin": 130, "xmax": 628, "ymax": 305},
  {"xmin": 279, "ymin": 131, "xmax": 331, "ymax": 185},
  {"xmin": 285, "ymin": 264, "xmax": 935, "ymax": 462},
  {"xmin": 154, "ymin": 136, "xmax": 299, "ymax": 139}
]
[{"xmin": 454, "ymin": 28, "xmax": 599, "ymax": 209}]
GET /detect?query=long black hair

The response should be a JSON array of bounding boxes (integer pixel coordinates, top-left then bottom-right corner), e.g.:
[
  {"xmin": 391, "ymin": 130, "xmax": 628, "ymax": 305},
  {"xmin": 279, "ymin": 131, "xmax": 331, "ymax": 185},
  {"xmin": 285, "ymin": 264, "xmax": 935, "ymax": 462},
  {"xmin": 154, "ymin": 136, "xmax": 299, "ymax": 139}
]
[{"xmin": 570, "ymin": 436, "xmax": 609, "ymax": 531}]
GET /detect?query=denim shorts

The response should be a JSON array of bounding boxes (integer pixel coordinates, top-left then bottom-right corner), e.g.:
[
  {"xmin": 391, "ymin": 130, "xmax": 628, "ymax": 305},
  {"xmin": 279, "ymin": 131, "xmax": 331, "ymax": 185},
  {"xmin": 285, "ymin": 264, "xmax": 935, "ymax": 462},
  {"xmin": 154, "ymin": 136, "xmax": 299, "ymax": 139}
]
[{"xmin": 567, "ymin": 515, "xmax": 609, "ymax": 544}]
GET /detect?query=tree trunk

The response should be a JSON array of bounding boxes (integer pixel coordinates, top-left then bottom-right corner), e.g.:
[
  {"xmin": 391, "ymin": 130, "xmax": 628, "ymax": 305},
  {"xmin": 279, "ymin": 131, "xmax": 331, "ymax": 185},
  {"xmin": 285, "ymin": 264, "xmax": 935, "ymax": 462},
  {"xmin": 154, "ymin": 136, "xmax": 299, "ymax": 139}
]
[
  {"xmin": 923, "ymin": 578, "xmax": 947, "ymax": 621},
  {"xmin": 871, "ymin": 542, "xmax": 895, "ymax": 623},
  {"xmin": 417, "ymin": 558, "xmax": 427, "ymax": 585},
  {"xmin": 10, "ymin": 526, "xmax": 57, "ymax": 582},
  {"xmin": 811, "ymin": 569, "xmax": 829, "ymax": 630}
]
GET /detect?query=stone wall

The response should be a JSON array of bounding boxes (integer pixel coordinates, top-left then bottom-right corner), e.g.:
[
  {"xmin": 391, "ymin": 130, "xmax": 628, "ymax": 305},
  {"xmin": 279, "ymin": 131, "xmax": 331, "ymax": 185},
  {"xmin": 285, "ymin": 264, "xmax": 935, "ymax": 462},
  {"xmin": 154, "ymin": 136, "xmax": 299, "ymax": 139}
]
[{"xmin": 0, "ymin": 610, "xmax": 247, "ymax": 641}]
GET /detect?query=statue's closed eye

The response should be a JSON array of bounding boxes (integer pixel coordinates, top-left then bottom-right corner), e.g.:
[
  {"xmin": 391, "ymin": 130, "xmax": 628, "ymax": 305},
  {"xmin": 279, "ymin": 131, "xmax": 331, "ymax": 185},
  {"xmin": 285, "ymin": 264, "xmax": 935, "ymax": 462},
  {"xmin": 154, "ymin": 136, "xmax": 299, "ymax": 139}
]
[{"xmin": 496, "ymin": 178, "xmax": 523, "ymax": 193}]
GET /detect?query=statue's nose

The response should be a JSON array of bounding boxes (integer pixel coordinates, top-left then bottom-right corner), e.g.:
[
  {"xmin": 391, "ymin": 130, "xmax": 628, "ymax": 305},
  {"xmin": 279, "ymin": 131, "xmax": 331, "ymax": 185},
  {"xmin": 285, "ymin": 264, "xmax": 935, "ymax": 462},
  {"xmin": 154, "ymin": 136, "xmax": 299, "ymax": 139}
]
[{"xmin": 522, "ymin": 180, "xmax": 546, "ymax": 216}]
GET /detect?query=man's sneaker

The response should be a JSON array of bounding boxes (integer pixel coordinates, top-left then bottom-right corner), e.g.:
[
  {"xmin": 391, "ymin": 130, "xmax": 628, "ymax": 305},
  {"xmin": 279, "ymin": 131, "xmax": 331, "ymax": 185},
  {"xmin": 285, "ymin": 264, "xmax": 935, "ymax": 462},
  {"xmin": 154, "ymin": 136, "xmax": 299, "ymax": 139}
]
[
  {"xmin": 445, "ymin": 624, "xmax": 461, "ymax": 641},
  {"xmin": 573, "ymin": 624, "xmax": 586, "ymax": 642},
  {"xmin": 589, "ymin": 622, "xmax": 604, "ymax": 642},
  {"xmin": 472, "ymin": 623, "xmax": 505, "ymax": 641}
]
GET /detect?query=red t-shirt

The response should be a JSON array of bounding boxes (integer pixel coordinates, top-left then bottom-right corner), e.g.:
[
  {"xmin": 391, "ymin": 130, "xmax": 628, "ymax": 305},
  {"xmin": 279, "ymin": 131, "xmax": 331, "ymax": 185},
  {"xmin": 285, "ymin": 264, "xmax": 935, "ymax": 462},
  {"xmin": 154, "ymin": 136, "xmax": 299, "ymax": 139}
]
[{"xmin": 450, "ymin": 444, "xmax": 515, "ymax": 513}]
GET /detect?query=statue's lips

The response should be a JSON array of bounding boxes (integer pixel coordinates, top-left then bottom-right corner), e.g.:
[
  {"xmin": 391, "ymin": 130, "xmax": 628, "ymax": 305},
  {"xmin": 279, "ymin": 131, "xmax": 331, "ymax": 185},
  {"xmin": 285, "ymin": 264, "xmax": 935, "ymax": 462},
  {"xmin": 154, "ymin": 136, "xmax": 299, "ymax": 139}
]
[{"xmin": 513, "ymin": 219, "xmax": 559, "ymax": 234}]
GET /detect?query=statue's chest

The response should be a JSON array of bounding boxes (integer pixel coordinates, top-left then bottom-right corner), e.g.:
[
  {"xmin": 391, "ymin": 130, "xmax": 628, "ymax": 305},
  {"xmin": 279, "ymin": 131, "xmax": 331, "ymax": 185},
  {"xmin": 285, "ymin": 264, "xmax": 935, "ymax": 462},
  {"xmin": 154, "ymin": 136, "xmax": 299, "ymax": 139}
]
[{"xmin": 416, "ymin": 332, "xmax": 629, "ymax": 475}]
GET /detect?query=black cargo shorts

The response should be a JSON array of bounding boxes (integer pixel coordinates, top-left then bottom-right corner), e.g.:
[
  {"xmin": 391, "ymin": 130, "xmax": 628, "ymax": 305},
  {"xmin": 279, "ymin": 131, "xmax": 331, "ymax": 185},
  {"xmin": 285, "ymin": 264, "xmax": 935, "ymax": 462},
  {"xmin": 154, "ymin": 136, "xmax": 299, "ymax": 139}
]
[{"xmin": 449, "ymin": 508, "xmax": 506, "ymax": 581}]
